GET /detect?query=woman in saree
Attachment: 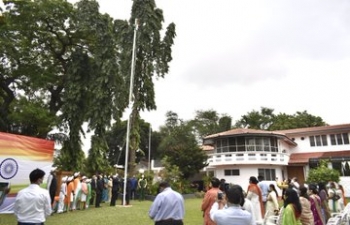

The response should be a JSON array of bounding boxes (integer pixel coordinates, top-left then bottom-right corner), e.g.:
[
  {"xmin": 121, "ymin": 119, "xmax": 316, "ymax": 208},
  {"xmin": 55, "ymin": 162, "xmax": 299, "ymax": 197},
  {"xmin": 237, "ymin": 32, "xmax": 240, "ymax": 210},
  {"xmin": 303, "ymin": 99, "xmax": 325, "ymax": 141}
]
[
  {"xmin": 318, "ymin": 182, "xmax": 331, "ymax": 223},
  {"xmin": 299, "ymin": 186, "xmax": 314, "ymax": 225},
  {"xmin": 282, "ymin": 188, "xmax": 302, "ymax": 225},
  {"xmin": 265, "ymin": 183, "xmax": 279, "ymax": 218},
  {"xmin": 247, "ymin": 176, "xmax": 264, "ymax": 221},
  {"xmin": 308, "ymin": 184, "xmax": 325, "ymax": 225}
]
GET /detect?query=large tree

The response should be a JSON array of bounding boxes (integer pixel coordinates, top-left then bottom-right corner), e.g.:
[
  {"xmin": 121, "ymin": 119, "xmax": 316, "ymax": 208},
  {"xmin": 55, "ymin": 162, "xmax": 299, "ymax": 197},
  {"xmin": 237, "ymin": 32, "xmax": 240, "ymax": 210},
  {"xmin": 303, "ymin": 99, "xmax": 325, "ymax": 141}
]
[
  {"xmin": 115, "ymin": 0, "xmax": 176, "ymax": 174},
  {"xmin": 235, "ymin": 107, "xmax": 327, "ymax": 130},
  {"xmin": 159, "ymin": 111, "xmax": 208, "ymax": 179},
  {"xmin": 0, "ymin": 0, "xmax": 127, "ymax": 171},
  {"xmin": 190, "ymin": 109, "xmax": 232, "ymax": 141}
]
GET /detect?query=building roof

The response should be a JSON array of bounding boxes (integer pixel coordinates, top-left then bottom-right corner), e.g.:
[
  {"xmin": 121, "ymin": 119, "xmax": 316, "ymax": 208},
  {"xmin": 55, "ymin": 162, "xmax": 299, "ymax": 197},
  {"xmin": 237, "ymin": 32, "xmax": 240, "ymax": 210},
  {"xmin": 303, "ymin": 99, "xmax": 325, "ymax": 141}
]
[
  {"xmin": 204, "ymin": 128, "xmax": 285, "ymax": 139},
  {"xmin": 289, "ymin": 150, "xmax": 350, "ymax": 165},
  {"xmin": 203, "ymin": 128, "xmax": 296, "ymax": 145},
  {"xmin": 201, "ymin": 145, "xmax": 214, "ymax": 151},
  {"xmin": 276, "ymin": 123, "xmax": 350, "ymax": 136}
]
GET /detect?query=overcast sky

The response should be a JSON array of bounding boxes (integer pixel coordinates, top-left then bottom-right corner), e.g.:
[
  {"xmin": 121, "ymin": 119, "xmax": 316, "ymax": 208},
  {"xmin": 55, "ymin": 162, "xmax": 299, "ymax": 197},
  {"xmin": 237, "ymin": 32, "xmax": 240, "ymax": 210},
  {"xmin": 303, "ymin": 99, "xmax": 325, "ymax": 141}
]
[{"xmin": 73, "ymin": 0, "xmax": 350, "ymax": 131}]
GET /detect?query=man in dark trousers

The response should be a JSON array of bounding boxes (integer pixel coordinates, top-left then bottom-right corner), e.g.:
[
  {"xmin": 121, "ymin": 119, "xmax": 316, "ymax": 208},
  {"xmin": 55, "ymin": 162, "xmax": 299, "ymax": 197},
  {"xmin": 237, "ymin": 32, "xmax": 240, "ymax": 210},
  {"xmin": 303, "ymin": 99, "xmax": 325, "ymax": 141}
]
[
  {"xmin": 95, "ymin": 174, "xmax": 104, "ymax": 208},
  {"xmin": 47, "ymin": 169, "xmax": 57, "ymax": 209},
  {"xmin": 110, "ymin": 174, "xmax": 120, "ymax": 206}
]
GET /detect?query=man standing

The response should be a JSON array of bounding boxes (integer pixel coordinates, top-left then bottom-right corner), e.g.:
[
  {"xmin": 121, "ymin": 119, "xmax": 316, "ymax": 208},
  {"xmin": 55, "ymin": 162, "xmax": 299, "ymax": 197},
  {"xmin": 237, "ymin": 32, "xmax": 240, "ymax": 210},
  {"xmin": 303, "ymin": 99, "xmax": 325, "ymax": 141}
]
[
  {"xmin": 130, "ymin": 175, "xmax": 138, "ymax": 200},
  {"xmin": 210, "ymin": 185, "xmax": 255, "ymax": 225},
  {"xmin": 95, "ymin": 174, "xmax": 104, "ymax": 208},
  {"xmin": 138, "ymin": 174, "xmax": 147, "ymax": 201},
  {"xmin": 110, "ymin": 174, "xmax": 120, "ymax": 206},
  {"xmin": 149, "ymin": 181, "xmax": 185, "ymax": 225},
  {"xmin": 201, "ymin": 177, "xmax": 221, "ymax": 225},
  {"xmin": 257, "ymin": 175, "xmax": 269, "ymax": 210},
  {"xmin": 46, "ymin": 168, "xmax": 57, "ymax": 209},
  {"xmin": 14, "ymin": 168, "xmax": 52, "ymax": 225}
]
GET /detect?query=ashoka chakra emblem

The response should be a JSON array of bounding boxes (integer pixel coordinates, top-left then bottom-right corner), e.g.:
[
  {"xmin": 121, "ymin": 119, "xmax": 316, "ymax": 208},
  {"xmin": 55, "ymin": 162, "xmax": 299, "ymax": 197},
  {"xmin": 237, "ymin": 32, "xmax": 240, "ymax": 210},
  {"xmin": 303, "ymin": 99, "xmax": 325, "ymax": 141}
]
[{"xmin": 0, "ymin": 158, "xmax": 19, "ymax": 179}]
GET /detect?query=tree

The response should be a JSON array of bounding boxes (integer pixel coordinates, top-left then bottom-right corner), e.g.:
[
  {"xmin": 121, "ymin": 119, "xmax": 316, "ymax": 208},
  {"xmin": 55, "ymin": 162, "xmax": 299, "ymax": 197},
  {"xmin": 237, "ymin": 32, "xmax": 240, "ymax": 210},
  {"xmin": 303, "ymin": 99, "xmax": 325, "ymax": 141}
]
[
  {"xmin": 234, "ymin": 107, "xmax": 274, "ymax": 130},
  {"xmin": 0, "ymin": 0, "xmax": 127, "ymax": 171},
  {"xmin": 235, "ymin": 107, "xmax": 327, "ymax": 131},
  {"xmin": 159, "ymin": 111, "xmax": 208, "ymax": 179},
  {"xmin": 115, "ymin": 0, "xmax": 176, "ymax": 174},
  {"xmin": 190, "ymin": 109, "xmax": 232, "ymax": 140},
  {"xmin": 306, "ymin": 159, "xmax": 340, "ymax": 184}
]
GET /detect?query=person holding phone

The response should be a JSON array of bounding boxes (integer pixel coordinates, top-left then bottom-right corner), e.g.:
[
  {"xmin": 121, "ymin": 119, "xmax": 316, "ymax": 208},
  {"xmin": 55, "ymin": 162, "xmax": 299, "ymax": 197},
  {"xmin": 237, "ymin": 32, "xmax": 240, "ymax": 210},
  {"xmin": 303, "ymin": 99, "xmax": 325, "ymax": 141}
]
[
  {"xmin": 210, "ymin": 185, "xmax": 255, "ymax": 225},
  {"xmin": 201, "ymin": 177, "xmax": 221, "ymax": 225}
]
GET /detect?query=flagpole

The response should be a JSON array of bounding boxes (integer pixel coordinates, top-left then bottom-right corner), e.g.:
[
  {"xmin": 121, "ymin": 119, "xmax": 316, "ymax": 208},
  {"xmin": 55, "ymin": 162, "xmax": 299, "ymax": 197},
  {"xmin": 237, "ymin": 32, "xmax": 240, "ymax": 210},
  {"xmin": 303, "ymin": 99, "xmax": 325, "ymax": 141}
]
[
  {"xmin": 123, "ymin": 18, "xmax": 138, "ymax": 206},
  {"xmin": 148, "ymin": 124, "xmax": 152, "ymax": 172}
]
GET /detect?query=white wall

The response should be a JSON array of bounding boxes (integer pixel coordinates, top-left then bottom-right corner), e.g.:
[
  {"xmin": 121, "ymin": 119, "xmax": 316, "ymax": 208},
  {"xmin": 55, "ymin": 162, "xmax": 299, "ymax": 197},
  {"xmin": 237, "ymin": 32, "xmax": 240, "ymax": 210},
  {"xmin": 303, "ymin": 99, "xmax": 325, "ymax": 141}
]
[{"xmin": 212, "ymin": 165, "xmax": 283, "ymax": 196}]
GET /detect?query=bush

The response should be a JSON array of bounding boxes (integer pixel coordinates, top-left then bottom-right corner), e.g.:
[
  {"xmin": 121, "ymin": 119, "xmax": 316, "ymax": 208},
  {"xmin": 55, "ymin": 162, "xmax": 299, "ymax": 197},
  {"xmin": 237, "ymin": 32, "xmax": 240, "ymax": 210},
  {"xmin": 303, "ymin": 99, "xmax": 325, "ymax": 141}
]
[{"xmin": 306, "ymin": 159, "xmax": 340, "ymax": 183}]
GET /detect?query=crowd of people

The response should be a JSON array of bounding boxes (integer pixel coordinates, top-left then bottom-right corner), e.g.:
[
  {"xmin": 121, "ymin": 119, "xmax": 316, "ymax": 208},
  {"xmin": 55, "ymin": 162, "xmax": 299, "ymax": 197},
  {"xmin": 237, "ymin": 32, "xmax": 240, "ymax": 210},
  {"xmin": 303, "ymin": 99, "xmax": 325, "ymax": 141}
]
[
  {"xmin": 201, "ymin": 176, "xmax": 348, "ymax": 225},
  {"xmin": 13, "ymin": 168, "xmax": 184, "ymax": 225},
  {"xmin": 47, "ymin": 171, "xmax": 150, "ymax": 213},
  {"xmin": 13, "ymin": 168, "xmax": 348, "ymax": 225}
]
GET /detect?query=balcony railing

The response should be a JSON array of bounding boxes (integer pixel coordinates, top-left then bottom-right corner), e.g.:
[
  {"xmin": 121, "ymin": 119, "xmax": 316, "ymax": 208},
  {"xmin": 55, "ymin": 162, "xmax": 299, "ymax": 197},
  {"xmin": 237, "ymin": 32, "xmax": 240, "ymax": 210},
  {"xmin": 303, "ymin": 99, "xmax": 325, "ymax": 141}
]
[
  {"xmin": 207, "ymin": 151, "xmax": 290, "ymax": 166},
  {"xmin": 216, "ymin": 145, "xmax": 279, "ymax": 153}
]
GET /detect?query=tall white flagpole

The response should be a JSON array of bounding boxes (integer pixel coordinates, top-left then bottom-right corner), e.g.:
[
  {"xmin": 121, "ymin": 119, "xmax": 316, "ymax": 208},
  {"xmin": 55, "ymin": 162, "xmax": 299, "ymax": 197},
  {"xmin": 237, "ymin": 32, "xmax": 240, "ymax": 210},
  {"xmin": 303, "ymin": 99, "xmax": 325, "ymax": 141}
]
[
  {"xmin": 148, "ymin": 124, "xmax": 152, "ymax": 172},
  {"xmin": 123, "ymin": 18, "xmax": 138, "ymax": 206}
]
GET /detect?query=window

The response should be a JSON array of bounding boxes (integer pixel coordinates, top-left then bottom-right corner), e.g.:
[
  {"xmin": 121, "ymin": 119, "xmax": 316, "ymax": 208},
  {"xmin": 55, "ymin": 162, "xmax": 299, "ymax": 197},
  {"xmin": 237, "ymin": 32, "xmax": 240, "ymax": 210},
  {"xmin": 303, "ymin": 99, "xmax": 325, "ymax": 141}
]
[
  {"xmin": 258, "ymin": 168, "xmax": 276, "ymax": 181},
  {"xmin": 309, "ymin": 135, "xmax": 328, "ymax": 147},
  {"xmin": 229, "ymin": 138, "xmax": 237, "ymax": 152},
  {"xmin": 224, "ymin": 169, "xmax": 240, "ymax": 176},
  {"xmin": 330, "ymin": 133, "xmax": 350, "ymax": 145},
  {"xmin": 332, "ymin": 162, "xmax": 350, "ymax": 177}
]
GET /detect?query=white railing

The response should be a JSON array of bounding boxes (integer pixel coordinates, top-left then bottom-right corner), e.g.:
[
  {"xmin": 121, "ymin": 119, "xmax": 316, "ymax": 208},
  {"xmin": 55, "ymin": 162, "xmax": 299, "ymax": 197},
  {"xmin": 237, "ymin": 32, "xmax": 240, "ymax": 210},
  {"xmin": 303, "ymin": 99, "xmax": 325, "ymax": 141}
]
[{"xmin": 207, "ymin": 152, "xmax": 290, "ymax": 166}]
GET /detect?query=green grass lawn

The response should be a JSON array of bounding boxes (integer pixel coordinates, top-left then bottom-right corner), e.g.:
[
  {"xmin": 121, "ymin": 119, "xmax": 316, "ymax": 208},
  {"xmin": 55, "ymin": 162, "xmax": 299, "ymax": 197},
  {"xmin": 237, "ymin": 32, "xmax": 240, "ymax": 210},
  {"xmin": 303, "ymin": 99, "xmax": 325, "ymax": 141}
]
[{"xmin": 0, "ymin": 198, "xmax": 204, "ymax": 225}]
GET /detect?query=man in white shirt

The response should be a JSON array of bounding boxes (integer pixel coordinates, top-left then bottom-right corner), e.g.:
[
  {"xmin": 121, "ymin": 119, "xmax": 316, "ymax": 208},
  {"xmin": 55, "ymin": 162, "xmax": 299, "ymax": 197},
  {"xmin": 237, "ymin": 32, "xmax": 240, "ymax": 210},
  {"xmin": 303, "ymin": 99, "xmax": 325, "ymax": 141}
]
[
  {"xmin": 14, "ymin": 168, "xmax": 52, "ymax": 225},
  {"xmin": 210, "ymin": 185, "xmax": 255, "ymax": 225}
]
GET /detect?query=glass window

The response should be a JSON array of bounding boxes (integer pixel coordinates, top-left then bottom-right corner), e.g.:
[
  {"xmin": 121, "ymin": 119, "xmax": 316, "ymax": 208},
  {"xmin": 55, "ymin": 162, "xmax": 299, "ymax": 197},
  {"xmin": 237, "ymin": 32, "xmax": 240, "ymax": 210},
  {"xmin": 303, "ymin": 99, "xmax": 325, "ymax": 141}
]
[
  {"xmin": 337, "ymin": 134, "xmax": 343, "ymax": 145},
  {"xmin": 330, "ymin": 134, "xmax": 336, "ymax": 145},
  {"xmin": 256, "ymin": 138, "xmax": 263, "ymax": 151},
  {"xmin": 315, "ymin": 135, "xmax": 321, "ymax": 146},
  {"xmin": 321, "ymin": 135, "xmax": 328, "ymax": 146},
  {"xmin": 222, "ymin": 139, "xmax": 228, "ymax": 152},
  {"xmin": 229, "ymin": 138, "xmax": 237, "ymax": 152},
  {"xmin": 343, "ymin": 133, "xmax": 349, "ymax": 145},
  {"xmin": 224, "ymin": 169, "xmax": 240, "ymax": 176},
  {"xmin": 264, "ymin": 138, "xmax": 270, "ymax": 152},
  {"xmin": 332, "ymin": 162, "xmax": 350, "ymax": 176},
  {"xmin": 237, "ymin": 137, "xmax": 245, "ymax": 152},
  {"xmin": 246, "ymin": 138, "xmax": 255, "ymax": 151},
  {"xmin": 258, "ymin": 168, "xmax": 276, "ymax": 181},
  {"xmin": 309, "ymin": 136, "xmax": 315, "ymax": 146}
]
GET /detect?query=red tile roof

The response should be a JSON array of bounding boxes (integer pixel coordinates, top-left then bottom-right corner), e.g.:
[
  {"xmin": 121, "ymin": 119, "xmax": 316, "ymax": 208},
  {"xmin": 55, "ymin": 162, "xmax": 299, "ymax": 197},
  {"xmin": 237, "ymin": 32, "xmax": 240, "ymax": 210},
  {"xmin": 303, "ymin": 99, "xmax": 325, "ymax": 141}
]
[
  {"xmin": 277, "ymin": 123, "xmax": 350, "ymax": 135},
  {"xmin": 204, "ymin": 128, "xmax": 285, "ymax": 139},
  {"xmin": 201, "ymin": 145, "xmax": 214, "ymax": 151},
  {"xmin": 289, "ymin": 150, "xmax": 350, "ymax": 165},
  {"xmin": 204, "ymin": 128, "xmax": 296, "ymax": 145}
]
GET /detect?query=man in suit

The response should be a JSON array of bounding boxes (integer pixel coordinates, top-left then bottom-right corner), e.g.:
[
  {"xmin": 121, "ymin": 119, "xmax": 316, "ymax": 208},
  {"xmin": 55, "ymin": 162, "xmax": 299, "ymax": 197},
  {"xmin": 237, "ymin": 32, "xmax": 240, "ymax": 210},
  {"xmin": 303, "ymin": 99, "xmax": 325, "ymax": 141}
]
[{"xmin": 95, "ymin": 174, "xmax": 104, "ymax": 208}]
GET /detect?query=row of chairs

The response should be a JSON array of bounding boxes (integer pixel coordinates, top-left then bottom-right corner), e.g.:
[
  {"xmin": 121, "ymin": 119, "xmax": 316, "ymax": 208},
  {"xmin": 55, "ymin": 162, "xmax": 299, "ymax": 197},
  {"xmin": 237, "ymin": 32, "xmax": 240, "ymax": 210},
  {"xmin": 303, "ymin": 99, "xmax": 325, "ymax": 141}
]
[{"xmin": 327, "ymin": 203, "xmax": 350, "ymax": 225}]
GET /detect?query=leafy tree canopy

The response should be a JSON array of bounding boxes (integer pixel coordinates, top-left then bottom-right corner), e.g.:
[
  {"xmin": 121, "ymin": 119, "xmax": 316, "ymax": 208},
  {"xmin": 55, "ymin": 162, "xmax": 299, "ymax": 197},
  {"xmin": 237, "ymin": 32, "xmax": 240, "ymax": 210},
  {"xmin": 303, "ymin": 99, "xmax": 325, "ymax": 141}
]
[
  {"xmin": 158, "ymin": 111, "xmax": 208, "ymax": 179},
  {"xmin": 235, "ymin": 107, "xmax": 327, "ymax": 131},
  {"xmin": 306, "ymin": 160, "xmax": 340, "ymax": 184}
]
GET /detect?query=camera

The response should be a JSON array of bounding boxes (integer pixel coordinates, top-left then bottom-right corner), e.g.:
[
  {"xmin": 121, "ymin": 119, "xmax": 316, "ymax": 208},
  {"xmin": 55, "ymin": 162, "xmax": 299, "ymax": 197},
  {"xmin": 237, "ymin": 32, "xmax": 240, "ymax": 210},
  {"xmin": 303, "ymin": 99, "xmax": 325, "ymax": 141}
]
[{"xmin": 217, "ymin": 192, "xmax": 223, "ymax": 200}]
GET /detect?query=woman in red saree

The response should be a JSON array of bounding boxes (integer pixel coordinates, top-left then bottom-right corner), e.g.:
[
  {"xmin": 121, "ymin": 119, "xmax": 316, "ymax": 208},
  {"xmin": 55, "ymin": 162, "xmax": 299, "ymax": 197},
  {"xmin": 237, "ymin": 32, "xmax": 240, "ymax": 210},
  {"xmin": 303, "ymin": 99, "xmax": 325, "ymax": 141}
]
[{"xmin": 247, "ymin": 176, "xmax": 264, "ymax": 222}]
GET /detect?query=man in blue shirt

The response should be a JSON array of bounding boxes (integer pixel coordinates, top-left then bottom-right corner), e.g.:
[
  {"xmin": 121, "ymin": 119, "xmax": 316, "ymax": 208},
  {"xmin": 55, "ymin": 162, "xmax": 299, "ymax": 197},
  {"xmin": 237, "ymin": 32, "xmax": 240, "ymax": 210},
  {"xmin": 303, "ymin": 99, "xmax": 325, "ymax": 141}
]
[
  {"xmin": 149, "ymin": 181, "xmax": 185, "ymax": 225},
  {"xmin": 210, "ymin": 185, "xmax": 255, "ymax": 225},
  {"xmin": 257, "ymin": 175, "xmax": 269, "ymax": 209}
]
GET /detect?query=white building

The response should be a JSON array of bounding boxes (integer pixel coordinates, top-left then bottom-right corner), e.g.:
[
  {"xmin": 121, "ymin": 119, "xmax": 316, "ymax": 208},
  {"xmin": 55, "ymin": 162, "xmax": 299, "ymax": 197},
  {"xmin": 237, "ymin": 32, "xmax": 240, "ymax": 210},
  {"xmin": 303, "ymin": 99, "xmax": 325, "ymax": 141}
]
[{"xmin": 202, "ymin": 124, "xmax": 350, "ymax": 196}]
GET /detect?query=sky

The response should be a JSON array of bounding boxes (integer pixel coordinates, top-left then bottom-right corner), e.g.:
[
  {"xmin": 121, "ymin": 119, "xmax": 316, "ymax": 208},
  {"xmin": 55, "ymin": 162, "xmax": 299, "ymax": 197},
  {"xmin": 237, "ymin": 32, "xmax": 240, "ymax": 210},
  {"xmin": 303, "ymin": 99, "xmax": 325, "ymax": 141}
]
[{"xmin": 82, "ymin": 0, "xmax": 350, "ymax": 131}]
